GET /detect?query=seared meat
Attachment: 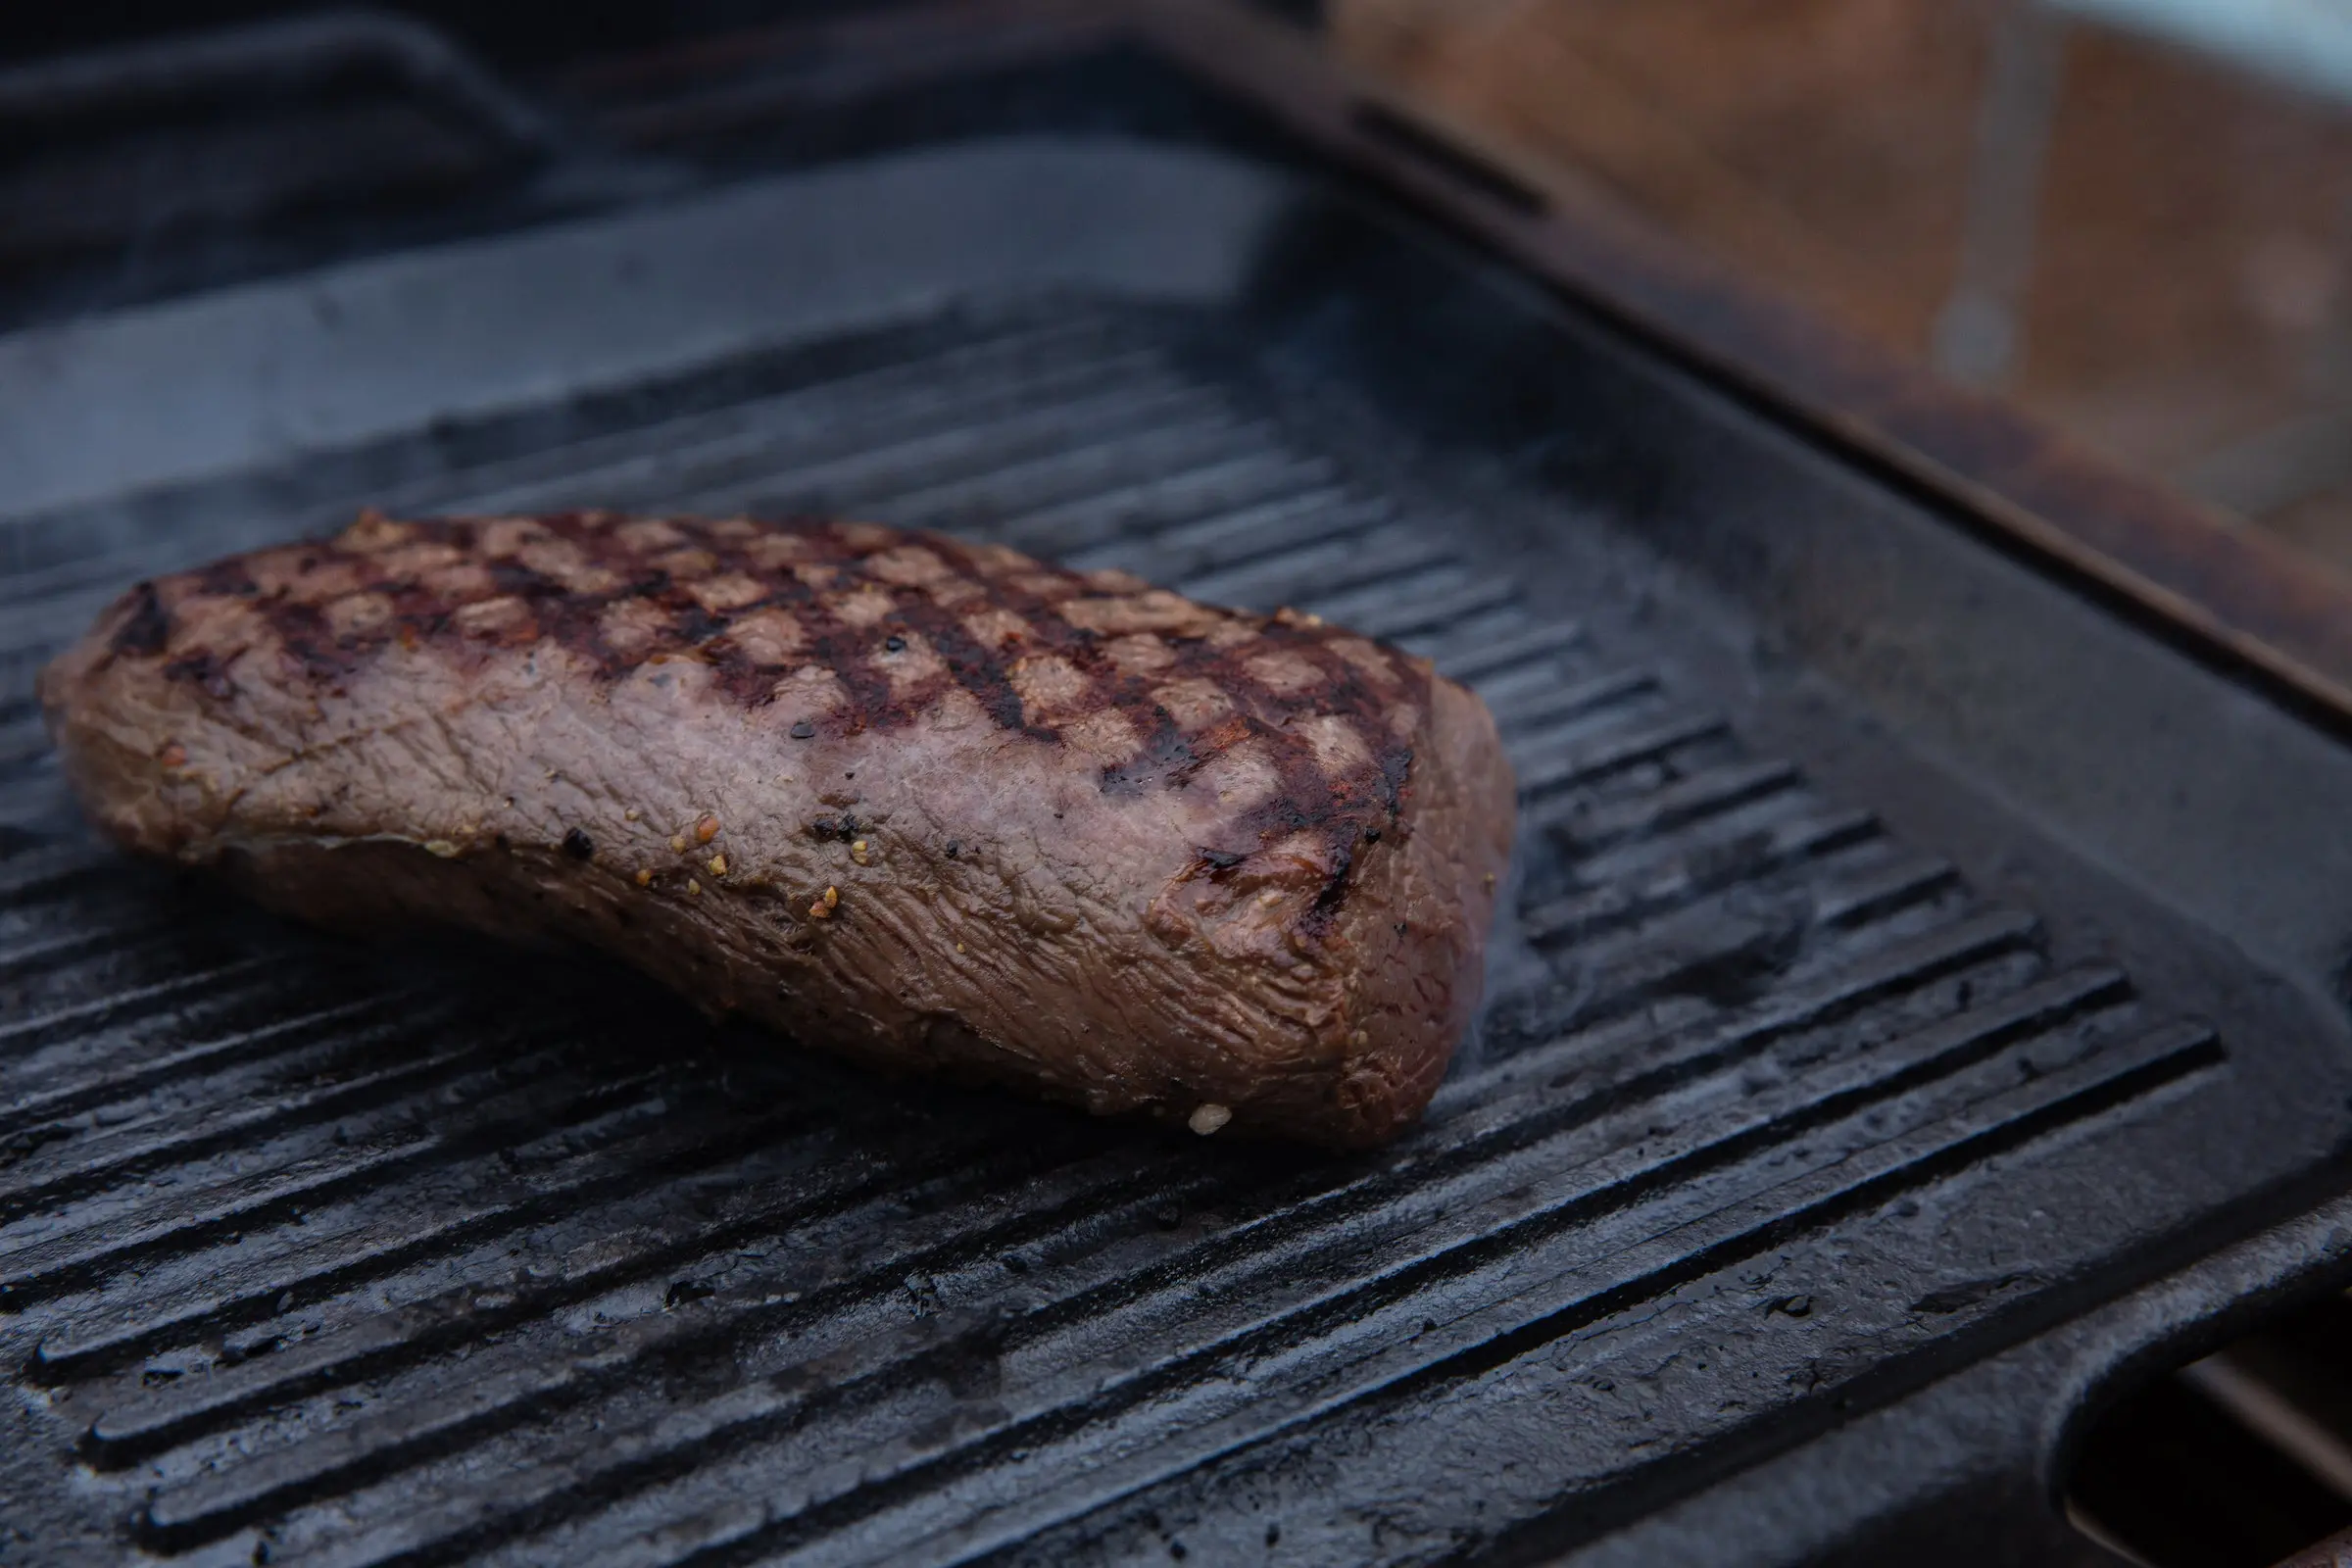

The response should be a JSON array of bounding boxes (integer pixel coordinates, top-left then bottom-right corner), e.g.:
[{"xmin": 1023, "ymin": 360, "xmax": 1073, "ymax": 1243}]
[{"xmin": 40, "ymin": 512, "xmax": 1514, "ymax": 1148}]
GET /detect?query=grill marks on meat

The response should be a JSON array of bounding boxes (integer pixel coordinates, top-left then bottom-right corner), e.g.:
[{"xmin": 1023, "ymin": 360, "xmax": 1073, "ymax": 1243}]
[
  {"xmin": 42, "ymin": 513, "xmax": 1514, "ymax": 1148},
  {"xmin": 138, "ymin": 512, "xmax": 1427, "ymax": 924},
  {"xmin": 191, "ymin": 513, "xmax": 1416, "ymax": 876}
]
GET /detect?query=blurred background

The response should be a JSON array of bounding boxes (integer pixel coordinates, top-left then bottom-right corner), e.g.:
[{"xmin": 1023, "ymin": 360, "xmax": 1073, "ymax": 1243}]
[{"xmin": 1328, "ymin": 0, "xmax": 2352, "ymax": 580}]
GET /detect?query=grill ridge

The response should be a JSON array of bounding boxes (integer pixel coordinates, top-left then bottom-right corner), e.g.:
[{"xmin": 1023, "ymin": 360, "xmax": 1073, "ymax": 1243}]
[
  {"xmin": 0, "ymin": 318, "xmax": 1136, "ymax": 631},
  {"xmin": 0, "ymin": 1012, "xmax": 483, "ymax": 1226},
  {"xmin": 1, "ymin": 1062, "xmax": 688, "ymax": 1311},
  {"xmin": 434, "ymin": 331, "xmax": 1168, "ymax": 526},
  {"xmin": 0, "ymin": 988, "xmax": 420, "ymax": 1152},
  {"xmin": 0, "ymin": 915, "xmax": 174, "ymax": 985},
  {"xmin": 86, "ymin": 1146, "xmax": 1202, "ymax": 1468},
  {"xmin": 45, "ymin": 1128, "xmax": 1034, "ymax": 1391},
  {"xmin": 0, "ymin": 959, "xmax": 274, "ymax": 1062},
  {"xmin": 1051, "ymin": 481, "xmax": 1381, "ymax": 578},
  {"xmin": 28, "ymin": 1078, "xmax": 881, "ymax": 1378}
]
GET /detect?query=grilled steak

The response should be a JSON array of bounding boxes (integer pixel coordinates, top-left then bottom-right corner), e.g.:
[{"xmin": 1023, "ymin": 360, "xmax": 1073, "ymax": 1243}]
[{"xmin": 40, "ymin": 512, "xmax": 1513, "ymax": 1148}]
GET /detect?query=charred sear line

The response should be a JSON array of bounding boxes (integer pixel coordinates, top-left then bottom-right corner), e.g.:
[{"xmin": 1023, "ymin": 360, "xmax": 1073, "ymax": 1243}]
[
  {"xmin": 940, "ymin": 621, "xmax": 1044, "ymax": 736},
  {"xmin": 671, "ymin": 605, "xmax": 732, "ymax": 647},
  {"xmin": 271, "ymin": 602, "xmax": 362, "ymax": 685},
  {"xmin": 195, "ymin": 560, "xmax": 259, "ymax": 599},
  {"xmin": 1103, "ymin": 703, "xmax": 1200, "ymax": 796},
  {"xmin": 1311, "ymin": 845, "xmax": 1355, "ymax": 919},
  {"xmin": 1378, "ymin": 746, "xmax": 1413, "ymax": 813},
  {"xmin": 162, "ymin": 650, "xmax": 235, "ymax": 700},
  {"xmin": 789, "ymin": 592, "xmax": 897, "ymax": 741},
  {"xmin": 489, "ymin": 561, "xmax": 561, "ymax": 599},
  {"xmin": 107, "ymin": 582, "xmax": 171, "ymax": 659},
  {"xmin": 706, "ymin": 647, "xmax": 778, "ymax": 707}
]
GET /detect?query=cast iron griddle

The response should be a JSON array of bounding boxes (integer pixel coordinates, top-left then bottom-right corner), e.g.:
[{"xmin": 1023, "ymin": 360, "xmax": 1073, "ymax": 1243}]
[{"xmin": 4, "ymin": 18, "xmax": 2352, "ymax": 1568}]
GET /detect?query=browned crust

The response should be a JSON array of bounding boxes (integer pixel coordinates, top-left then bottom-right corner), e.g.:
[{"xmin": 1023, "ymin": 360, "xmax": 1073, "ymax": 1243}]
[{"xmin": 41, "ymin": 512, "xmax": 1513, "ymax": 1147}]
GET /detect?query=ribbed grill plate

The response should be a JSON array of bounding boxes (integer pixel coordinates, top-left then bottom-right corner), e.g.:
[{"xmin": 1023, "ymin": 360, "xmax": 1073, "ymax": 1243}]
[{"xmin": 0, "ymin": 291, "xmax": 2242, "ymax": 1566}]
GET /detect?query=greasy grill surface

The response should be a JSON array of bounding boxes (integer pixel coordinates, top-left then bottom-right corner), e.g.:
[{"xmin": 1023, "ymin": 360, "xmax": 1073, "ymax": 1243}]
[{"xmin": 0, "ymin": 307, "xmax": 2222, "ymax": 1564}]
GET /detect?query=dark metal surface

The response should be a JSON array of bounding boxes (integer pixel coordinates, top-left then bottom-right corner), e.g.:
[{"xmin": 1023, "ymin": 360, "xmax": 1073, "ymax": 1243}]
[
  {"xmin": 2281, "ymin": 1524, "xmax": 2352, "ymax": 1568},
  {"xmin": 2069, "ymin": 1290, "xmax": 2352, "ymax": 1564},
  {"xmin": 0, "ymin": 8, "xmax": 561, "ymax": 156},
  {"xmin": 1, "ymin": 10, "xmax": 2350, "ymax": 1566},
  {"xmin": 0, "ymin": 7, "xmax": 698, "ymax": 337}
]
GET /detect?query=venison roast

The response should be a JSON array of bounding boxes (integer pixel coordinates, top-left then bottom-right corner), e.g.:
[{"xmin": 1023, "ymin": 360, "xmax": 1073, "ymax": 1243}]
[{"xmin": 39, "ymin": 511, "xmax": 1514, "ymax": 1148}]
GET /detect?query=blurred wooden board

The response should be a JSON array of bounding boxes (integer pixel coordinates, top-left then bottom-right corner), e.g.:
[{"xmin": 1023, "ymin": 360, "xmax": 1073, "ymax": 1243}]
[{"xmin": 1332, "ymin": 0, "xmax": 2352, "ymax": 572}]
